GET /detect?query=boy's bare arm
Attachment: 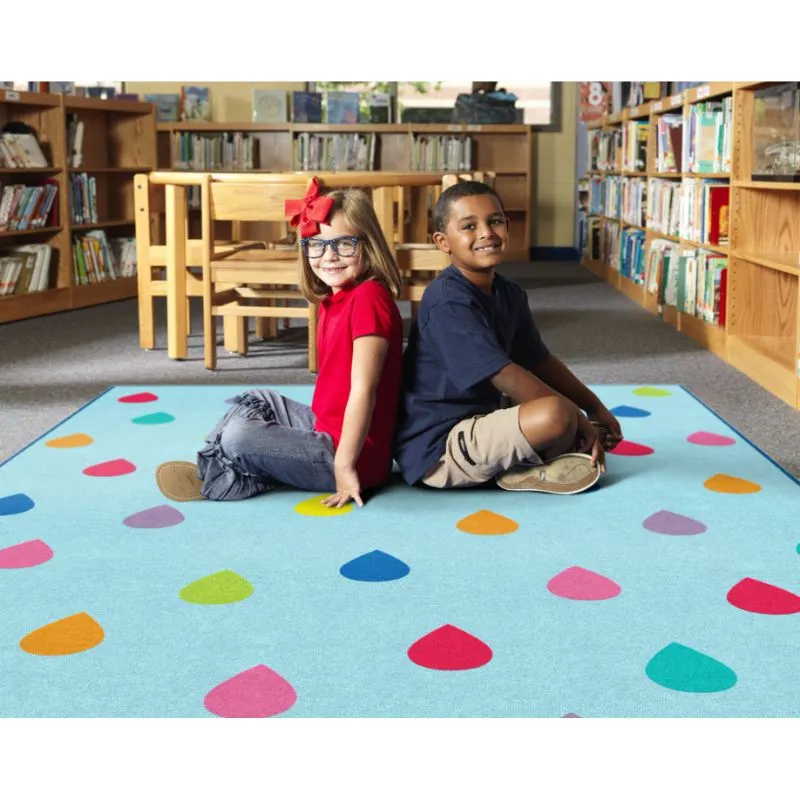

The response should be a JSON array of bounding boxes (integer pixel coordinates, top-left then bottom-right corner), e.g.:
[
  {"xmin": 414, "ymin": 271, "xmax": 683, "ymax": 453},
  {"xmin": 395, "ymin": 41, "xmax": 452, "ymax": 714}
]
[
  {"xmin": 490, "ymin": 361, "xmax": 560, "ymax": 404},
  {"xmin": 529, "ymin": 353, "xmax": 603, "ymax": 413}
]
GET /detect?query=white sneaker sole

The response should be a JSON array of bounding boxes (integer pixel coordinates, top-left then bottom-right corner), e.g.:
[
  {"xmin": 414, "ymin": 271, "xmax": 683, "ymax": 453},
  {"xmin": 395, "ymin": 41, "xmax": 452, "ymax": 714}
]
[{"xmin": 496, "ymin": 453, "xmax": 601, "ymax": 495}]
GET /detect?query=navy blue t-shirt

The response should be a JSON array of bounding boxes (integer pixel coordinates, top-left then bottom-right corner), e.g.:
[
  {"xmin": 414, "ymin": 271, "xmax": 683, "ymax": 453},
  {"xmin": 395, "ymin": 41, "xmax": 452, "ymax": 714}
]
[{"xmin": 393, "ymin": 265, "xmax": 550, "ymax": 485}]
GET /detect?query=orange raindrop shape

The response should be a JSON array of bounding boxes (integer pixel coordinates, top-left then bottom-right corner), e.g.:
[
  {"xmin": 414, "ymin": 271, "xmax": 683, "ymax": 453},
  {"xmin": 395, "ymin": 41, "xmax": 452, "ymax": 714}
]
[
  {"xmin": 703, "ymin": 473, "xmax": 762, "ymax": 494},
  {"xmin": 456, "ymin": 509, "xmax": 519, "ymax": 536},
  {"xmin": 45, "ymin": 433, "xmax": 94, "ymax": 449},
  {"xmin": 20, "ymin": 612, "xmax": 104, "ymax": 656}
]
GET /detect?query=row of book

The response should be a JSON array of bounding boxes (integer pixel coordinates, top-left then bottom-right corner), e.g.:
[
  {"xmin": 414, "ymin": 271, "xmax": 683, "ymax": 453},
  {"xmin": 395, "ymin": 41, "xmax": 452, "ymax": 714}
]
[
  {"xmin": 0, "ymin": 244, "xmax": 52, "ymax": 295},
  {"xmin": 411, "ymin": 136, "xmax": 473, "ymax": 172},
  {"xmin": 72, "ymin": 231, "xmax": 136, "ymax": 285},
  {"xmin": 292, "ymin": 133, "xmax": 376, "ymax": 171},
  {"xmin": 170, "ymin": 133, "xmax": 257, "ymax": 171},
  {"xmin": 69, "ymin": 173, "xmax": 97, "ymax": 225},
  {"xmin": 644, "ymin": 240, "xmax": 727, "ymax": 324},
  {"xmin": 619, "ymin": 228, "xmax": 646, "ymax": 283},
  {"xmin": 0, "ymin": 132, "xmax": 49, "ymax": 168},
  {"xmin": 655, "ymin": 115, "xmax": 683, "ymax": 173},
  {"xmin": 0, "ymin": 182, "xmax": 59, "ymax": 231},
  {"xmin": 587, "ymin": 176, "xmax": 730, "ymax": 248}
]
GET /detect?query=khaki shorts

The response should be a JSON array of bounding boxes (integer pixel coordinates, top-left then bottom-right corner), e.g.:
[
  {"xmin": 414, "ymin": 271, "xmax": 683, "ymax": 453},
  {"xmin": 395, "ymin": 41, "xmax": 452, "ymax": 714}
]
[{"xmin": 422, "ymin": 406, "xmax": 543, "ymax": 489}]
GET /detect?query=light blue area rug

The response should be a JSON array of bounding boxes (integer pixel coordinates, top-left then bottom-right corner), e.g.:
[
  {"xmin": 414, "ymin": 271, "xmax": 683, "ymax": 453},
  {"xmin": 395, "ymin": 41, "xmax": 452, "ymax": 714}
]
[{"xmin": 0, "ymin": 384, "xmax": 798, "ymax": 717}]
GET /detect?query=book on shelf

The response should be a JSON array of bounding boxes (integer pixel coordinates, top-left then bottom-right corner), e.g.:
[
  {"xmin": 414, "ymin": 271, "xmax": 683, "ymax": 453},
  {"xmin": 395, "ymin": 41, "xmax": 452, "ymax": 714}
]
[
  {"xmin": 646, "ymin": 178, "xmax": 681, "ymax": 237},
  {"xmin": 291, "ymin": 91, "xmax": 322, "ymax": 123},
  {"xmin": 325, "ymin": 91, "xmax": 359, "ymax": 124},
  {"xmin": 87, "ymin": 87, "xmax": 115, "ymax": 100},
  {"xmin": 69, "ymin": 173, "xmax": 97, "ymax": 225},
  {"xmin": 685, "ymin": 98, "xmax": 733, "ymax": 174},
  {"xmin": 367, "ymin": 92, "xmax": 391, "ymax": 123},
  {"xmin": 66, "ymin": 113, "xmax": 85, "ymax": 168},
  {"xmin": 0, "ymin": 130, "xmax": 49, "ymax": 168},
  {"xmin": 0, "ymin": 180, "xmax": 58, "ymax": 231},
  {"xmin": 656, "ymin": 114, "xmax": 683, "ymax": 173},
  {"xmin": 72, "ymin": 230, "xmax": 136, "ymax": 285},
  {"xmin": 622, "ymin": 120, "xmax": 648, "ymax": 171},
  {"xmin": 679, "ymin": 180, "xmax": 729, "ymax": 245},
  {"xmin": 0, "ymin": 244, "xmax": 52, "ymax": 295},
  {"xmin": 252, "ymin": 90, "xmax": 287, "ymax": 123},
  {"xmin": 181, "ymin": 86, "xmax": 211, "ymax": 121},
  {"xmin": 619, "ymin": 227, "xmax": 646, "ymax": 284},
  {"xmin": 144, "ymin": 94, "xmax": 180, "ymax": 122},
  {"xmin": 50, "ymin": 82, "xmax": 76, "ymax": 95}
]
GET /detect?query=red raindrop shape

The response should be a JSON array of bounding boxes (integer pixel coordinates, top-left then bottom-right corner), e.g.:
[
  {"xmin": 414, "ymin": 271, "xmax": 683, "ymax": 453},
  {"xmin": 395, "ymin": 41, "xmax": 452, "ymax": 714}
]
[
  {"xmin": 83, "ymin": 458, "xmax": 137, "ymax": 477},
  {"xmin": 118, "ymin": 392, "xmax": 159, "ymax": 403},
  {"xmin": 727, "ymin": 577, "xmax": 800, "ymax": 615},
  {"xmin": 407, "ymin": 624, "xmax": 493, "ymax": 671},
  {"xmin": 609, "ymin": 439, "xmax": 654, "ymax": 456}
]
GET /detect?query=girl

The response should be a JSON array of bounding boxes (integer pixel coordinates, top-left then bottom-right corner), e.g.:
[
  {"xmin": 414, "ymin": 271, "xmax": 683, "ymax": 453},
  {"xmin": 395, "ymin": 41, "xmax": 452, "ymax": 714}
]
[{"xmin": 156, "ymin": 179, "xmax": 404, "ymax": 509}]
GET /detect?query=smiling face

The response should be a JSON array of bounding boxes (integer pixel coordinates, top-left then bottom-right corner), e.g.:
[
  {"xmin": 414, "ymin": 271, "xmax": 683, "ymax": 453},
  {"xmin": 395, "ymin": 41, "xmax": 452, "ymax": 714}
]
[
  {"xmin": 305, "ymin": 211, "xmax": 365, "ymax": 294},
  {"xmin": 432, "ymin": 193, "xmax": 509, "ymax": 279}
]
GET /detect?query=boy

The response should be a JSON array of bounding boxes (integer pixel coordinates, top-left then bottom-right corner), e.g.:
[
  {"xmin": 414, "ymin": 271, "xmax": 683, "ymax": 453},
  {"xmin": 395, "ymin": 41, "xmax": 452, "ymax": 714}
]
[{"xmin": 393, "ymin": 181, "xmax": 623, "ymax": 494}]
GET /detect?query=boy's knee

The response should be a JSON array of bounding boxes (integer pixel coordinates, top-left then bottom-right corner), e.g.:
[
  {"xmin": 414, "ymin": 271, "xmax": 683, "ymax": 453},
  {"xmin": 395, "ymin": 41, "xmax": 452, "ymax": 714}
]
[{"xmin": 519, "ymin": 395, "xmax": 577, "ymax": 442}]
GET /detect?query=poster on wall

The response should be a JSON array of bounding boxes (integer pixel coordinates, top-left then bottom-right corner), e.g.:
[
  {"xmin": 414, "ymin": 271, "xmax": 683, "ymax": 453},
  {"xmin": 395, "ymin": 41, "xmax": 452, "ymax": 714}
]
[{"xmin": 579, "ymin": 82, "xmax": 611, "ymax": 122}]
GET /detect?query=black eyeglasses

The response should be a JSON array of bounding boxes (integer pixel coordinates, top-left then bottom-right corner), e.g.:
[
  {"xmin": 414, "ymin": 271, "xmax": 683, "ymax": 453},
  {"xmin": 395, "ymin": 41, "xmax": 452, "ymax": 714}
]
[{"xmin": 301, "ymin": 235, "xmax": 361, "ymax": 259}]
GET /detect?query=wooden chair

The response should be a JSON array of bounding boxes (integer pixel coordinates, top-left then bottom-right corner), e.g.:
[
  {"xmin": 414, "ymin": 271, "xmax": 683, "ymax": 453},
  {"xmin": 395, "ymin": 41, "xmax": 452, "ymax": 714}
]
[
  {"xmin": 199, "ymin": 175, "xmax": 319, "ymax": 371},
  {"xmin": 134, "ymin": 173, "xmax": 280, "ymax": 358}
]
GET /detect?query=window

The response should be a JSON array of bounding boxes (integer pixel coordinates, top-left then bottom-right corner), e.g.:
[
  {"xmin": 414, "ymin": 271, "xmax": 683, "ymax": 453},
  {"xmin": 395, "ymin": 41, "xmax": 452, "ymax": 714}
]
[{"xmin": 311, "ymin": 81, "xmax": 557, "ymax": 127}]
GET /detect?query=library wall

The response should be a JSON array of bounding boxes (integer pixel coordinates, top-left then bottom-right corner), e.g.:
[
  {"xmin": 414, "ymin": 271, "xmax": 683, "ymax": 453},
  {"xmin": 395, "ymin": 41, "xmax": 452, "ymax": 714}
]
[{"xmin": 533, "ymin": 81, "xmax": 577, "ymax": 249}]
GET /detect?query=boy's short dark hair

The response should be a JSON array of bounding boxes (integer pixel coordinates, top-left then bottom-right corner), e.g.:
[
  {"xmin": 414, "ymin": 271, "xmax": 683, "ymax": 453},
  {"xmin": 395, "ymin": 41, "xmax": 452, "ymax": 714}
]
[{"xmin": 433, "ymin": 180, "xmax": 506, "ymax": 233}]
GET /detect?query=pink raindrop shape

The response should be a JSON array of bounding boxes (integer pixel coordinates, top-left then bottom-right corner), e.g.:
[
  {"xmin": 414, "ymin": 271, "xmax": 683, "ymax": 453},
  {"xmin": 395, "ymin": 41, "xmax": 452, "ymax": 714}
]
[
  {"xmin": 0, "ymin": 539, "xmax": 53, "ymax": 569},
  {"xmin": 687, "ymin": 431, "xmax": 736, "ymax": 446},
  {"xmin": 204, "ymin": 665, "xmax": 297, "ymax": 718},
  {"xmin": 547, "ymin": 566, "xmax": 621, "ymax": 601},
  {"xmin": 118, "ymin": 392, "xmax": 159, "ymax": 403}
]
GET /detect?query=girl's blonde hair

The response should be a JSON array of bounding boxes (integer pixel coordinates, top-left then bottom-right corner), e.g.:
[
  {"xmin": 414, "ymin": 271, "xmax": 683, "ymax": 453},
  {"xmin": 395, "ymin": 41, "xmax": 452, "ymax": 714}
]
[{"xmin": 298, "ymin": 188, "xmax": 403, "ymax": 303}]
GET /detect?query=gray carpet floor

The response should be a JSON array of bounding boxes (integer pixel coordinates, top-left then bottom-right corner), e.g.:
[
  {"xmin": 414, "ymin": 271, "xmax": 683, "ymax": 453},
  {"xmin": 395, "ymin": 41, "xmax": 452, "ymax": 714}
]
[{"xmin": 1, "ymin": 260, "xmax": 798, "ymax": 477}]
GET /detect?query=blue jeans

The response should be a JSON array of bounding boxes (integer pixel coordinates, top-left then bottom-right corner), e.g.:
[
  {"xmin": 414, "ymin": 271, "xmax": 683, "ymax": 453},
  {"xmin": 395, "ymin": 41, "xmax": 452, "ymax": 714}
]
[{"xmin": 197, "ymin": 389, "xmax": 336, "ymax": 501}]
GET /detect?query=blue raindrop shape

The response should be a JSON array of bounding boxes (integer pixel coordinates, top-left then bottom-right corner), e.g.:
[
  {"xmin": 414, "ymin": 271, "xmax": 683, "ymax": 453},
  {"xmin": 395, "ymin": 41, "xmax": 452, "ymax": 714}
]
[
  {"xmin": 0, "ymin": 493, "xmax": 35, "ymax": 516},
  {"xmin": 339, "ymin": 550, "xmax": 410, "ymax": 582},
  {"xmin": 610, "ymin": 405, "xmax": 652, "ymax": 418}
]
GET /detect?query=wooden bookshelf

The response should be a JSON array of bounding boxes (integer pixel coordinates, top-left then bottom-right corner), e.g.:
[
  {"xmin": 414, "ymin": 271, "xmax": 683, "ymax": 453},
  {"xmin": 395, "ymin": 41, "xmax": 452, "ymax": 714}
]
[
  {"xmin": 579, "ymin": 82, "xmax": 800, "ymax": 409},
  {"xmin": 156, "ymin": 121, "xmax": 535, "ymax": 261},
  {"xmin": 0, "ymin": 90, "xmax": 156, "ymax": 323}
]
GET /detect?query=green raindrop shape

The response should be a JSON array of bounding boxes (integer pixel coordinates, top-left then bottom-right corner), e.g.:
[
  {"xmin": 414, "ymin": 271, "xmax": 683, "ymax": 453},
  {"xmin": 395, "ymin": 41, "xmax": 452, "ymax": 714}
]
[
  {"xmin": 632, "ymin": 387, "xmax": 672, "ymax": 397},
  {"xmin": 179, "ymin": 570, "xmax": 254, "ymax": 605},
  {"xmin": 646, "ymin": 642, "xmax": 737, "ymax": 693},
  {"xmin": 132, "ymin": 412, "xmax": 175, "ymax": 425}
]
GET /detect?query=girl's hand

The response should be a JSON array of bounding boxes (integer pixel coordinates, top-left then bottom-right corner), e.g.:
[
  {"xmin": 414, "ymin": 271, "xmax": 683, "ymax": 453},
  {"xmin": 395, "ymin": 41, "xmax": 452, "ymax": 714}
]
[
  {"xmin": 323, "ymin": 462, "xmax": 364, "ymax": 508},
  {"xmin": 587, "ymin": 405, "xmax": 623, "ymax": 451}
]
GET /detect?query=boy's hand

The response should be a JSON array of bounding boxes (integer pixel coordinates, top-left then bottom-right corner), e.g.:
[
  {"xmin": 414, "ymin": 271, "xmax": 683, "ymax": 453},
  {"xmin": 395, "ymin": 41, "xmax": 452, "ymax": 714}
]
[
  {"xmin": 587, "ymin": 406, "xmax": 623, "ymax": 451},
  {"xmin": 323, "ymin": 462, "xmax": 364, "ymax": 508},
  {"xmin": 575, "ymin": 412, "xmax": 606, "ymax": 473}
]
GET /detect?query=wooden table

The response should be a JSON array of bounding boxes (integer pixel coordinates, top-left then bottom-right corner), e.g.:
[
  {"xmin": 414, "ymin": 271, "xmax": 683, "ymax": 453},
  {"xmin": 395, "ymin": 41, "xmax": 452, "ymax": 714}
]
[{"xmin": 144, "ymin": 171, "xmax": 447, "ymax": 360}]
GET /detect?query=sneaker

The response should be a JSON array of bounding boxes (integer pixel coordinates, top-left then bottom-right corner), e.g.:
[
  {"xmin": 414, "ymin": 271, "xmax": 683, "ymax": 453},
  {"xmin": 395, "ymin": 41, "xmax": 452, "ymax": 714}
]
[
  {"xmin": 496, "ymin": 453, "xmax": 601, "ymax": 495},
  {"xmin": 156, "ymin": 461, "xmax": 207, "ymax": 502}
]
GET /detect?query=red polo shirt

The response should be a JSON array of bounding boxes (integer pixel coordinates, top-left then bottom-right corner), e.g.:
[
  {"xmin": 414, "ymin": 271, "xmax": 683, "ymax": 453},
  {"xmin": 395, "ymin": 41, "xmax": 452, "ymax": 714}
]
[{"xmin": 312, "ymin": 279, "xmax": 404, "ymax": 489}]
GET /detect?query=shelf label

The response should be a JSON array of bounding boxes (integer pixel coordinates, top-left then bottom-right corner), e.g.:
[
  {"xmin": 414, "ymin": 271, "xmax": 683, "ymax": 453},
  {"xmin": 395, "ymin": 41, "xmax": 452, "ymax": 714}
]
[
  {"xmin": 653, "ymin": 101, "xmax": 663, "ymax": 112},
  {"xmin": 466, "ymin": 124, "xmax": 482, "ymax": 131},
  {"xmin": 4, "ymin": 90, "xmax": 19, "ymax": 101},
  {"xmin": 447, "ymin": 124, "xmax": 461, "ymax": 131},
  {"xmin": 670, "ymin": 93, "xmax": 683, "ymax": 106},
  {"xmin": 697, "ymin": 86, "xmax": 711, "ymax": 100}
]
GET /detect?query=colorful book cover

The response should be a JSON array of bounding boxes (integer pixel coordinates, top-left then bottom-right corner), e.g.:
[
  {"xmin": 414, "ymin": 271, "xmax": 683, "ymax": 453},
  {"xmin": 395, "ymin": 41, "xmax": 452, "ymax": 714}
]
[
  {"xmin": 325, "ymin": 91, "xmax": 359, "ymax": 124},
  {"xmin": 145, "ymin": 94, "xmax": 180, "ymax": 122},
  {"xmin": 181, "ymin": 86, "xmax": 211, "ymax": 121},
  {"xmin": 252, "ymin": 90, "xmax": 287, "ymax": 123},
  {"xmin": 292, "ymin": 91, "xmax": 322, "ymax": 123},
  {"xmin": 367, "ymin": 92, "xmax": 391, "ymax": 123}
]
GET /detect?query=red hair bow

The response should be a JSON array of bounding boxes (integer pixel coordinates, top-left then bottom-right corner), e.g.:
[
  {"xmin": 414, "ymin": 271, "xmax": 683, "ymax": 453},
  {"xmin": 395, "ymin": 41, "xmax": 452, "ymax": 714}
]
[{"xmin": 284, "ymin": 177, "xmax": 334, "ymax": 237}]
